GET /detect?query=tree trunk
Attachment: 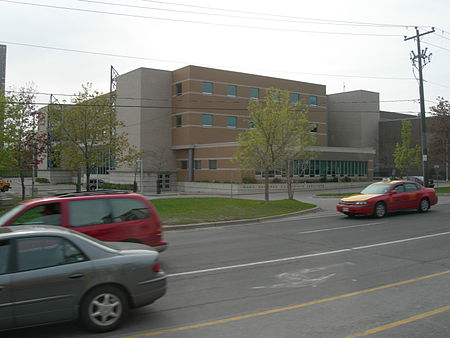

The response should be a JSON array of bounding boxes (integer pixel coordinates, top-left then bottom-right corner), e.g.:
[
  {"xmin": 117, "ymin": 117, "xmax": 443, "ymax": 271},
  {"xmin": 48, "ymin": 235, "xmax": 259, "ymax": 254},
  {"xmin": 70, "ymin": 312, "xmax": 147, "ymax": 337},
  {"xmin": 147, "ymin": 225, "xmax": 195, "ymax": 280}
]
[
  {"xmin": 287, "ymin": 160, "xmax": 294, "ymax": 200},
  {"xmin": 264, "ymin": 170, "xmax": 269, "ymax": 204},
  {"xmin": 86, "ymin": 165, "xmax": 90, "ymax": 191},
  {"xmin": 20, "ymin": 170, "xmax": 25, "ymax": 201}
]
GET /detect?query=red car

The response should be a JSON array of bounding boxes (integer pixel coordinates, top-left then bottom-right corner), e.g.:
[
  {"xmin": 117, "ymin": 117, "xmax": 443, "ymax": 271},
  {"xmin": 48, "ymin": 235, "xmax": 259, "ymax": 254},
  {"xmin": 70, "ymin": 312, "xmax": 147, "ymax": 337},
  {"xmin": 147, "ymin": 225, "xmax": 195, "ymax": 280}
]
[
  {"xmin": 336, "ymin": 180, "xmax": 438, "ymax": 218},
  {"xmin": 0, "ymin": 191, "xmax": 168, "ymax": 251}
]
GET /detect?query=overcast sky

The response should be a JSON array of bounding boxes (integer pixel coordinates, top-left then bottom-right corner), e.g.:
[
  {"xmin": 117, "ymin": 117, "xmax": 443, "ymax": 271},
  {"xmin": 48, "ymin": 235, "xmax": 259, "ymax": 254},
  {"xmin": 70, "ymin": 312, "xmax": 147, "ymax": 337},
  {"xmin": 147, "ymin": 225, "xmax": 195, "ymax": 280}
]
[{"xmin": 1, "ymin": 0, "xmax": 449, "ymax": 113}]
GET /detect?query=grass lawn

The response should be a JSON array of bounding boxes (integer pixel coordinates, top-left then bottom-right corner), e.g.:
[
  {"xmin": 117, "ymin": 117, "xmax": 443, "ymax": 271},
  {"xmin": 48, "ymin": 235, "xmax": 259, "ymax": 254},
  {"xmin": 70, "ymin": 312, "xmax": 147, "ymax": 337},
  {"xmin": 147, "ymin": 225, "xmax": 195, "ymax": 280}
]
[
  {"xmin": 315, "ymin": 193, "xmax": 358, "ymax": 197},
  {"xmin": 151, "ymin": 197, "xmax": 315, "ymax": 225},
  {"xmin": 435, "ymin": 187, "xmax": 450, "ymax": 193}
]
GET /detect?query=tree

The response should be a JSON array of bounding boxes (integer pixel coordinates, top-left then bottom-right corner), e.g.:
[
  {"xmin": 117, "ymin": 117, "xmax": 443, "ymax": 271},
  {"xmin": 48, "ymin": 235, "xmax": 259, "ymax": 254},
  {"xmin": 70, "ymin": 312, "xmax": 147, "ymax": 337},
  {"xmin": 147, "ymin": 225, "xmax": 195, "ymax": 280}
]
[
  {"xmin": 393, "ymin": 120, "xmax": 421, "ymax": 177},
  {"xmin": 0, "ymin": 85, "xmax": 48, "ymax": 199},
  {"xmin": 234, "ymin": 88, "xmax": 316, "ymax": 203},
  {"xmin": 429, "ymin": 97, "xmax": 450, "ymax": 181},
  {"xmin": 48, "ymin": 83, "xmax": 140, "ymax": 190}
]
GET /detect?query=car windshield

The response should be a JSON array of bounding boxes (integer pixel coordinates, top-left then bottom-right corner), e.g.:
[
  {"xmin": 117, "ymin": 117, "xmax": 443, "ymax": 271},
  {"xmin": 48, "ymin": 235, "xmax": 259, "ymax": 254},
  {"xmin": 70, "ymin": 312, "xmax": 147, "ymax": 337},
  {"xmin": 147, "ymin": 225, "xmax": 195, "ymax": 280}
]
[
  {"xmin": 0, "ymin": 204, "xmax": 27, "ymax": 225},
  {"xmin": 360, "ymin": 183, "xmax": 391, "ymax": 194}
]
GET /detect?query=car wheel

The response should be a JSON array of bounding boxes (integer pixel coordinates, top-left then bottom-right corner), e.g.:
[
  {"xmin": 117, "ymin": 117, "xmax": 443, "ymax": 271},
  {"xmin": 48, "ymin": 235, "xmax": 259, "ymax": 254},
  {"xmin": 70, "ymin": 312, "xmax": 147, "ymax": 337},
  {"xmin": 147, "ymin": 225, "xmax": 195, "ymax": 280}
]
[
  {"xmin": 418, "ymin": 198, "xmax": 430, "ymax": 213},
  {"xmin": 345, "ymin": 213, "xmax": 355, "ymax": 218},
  {"xmin": 79, "ymin": 286, "xmax": 129, "ymax": 332},
  {"xmin": 374, "ymin": 202, "xmax": 387, "ymax": 218},
  {"xmin": 90, "ymin": 185, "xmax": 96, "ymax": 191}
]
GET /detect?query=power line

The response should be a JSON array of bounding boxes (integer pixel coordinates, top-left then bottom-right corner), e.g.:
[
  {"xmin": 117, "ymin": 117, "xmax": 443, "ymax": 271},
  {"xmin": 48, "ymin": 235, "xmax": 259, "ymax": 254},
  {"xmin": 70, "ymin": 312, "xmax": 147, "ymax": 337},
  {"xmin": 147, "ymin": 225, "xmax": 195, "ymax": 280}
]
[
  {"xmin": 0, "ymin": 98, "xmax": 429, "ymax": 109},
  {"xmin": 136, "ymin": 0, "xmax": 425, "ymax": 29},
  {"xmin": 422, "ymin": 41, "xmax": 450, "ymax": 52},
  {"xmin": 72, "ymin": 0, "xmax": 419, "ymax": 29},
  {"xmin": 0, "ymin": 40, "xmax": 416, "ymax": 82},
  {"xmin": 1, "ymin": 0, "xmax": 405, "ymax": 37}
]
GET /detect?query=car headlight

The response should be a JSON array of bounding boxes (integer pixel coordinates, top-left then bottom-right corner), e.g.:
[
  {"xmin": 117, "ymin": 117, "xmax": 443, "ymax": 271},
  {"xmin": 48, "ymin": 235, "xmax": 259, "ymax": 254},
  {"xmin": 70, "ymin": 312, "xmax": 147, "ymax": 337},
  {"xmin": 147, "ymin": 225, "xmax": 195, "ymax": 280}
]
[{"xmin": 355, "ymin": 201, "xmax": 368, "ymax": 205}]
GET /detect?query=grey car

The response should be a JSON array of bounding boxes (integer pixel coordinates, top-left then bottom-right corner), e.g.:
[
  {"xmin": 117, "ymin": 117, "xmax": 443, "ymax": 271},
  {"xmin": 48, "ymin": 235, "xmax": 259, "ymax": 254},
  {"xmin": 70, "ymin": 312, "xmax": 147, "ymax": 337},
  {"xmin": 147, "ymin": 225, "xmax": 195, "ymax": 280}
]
[{"xmin": 0, "ymin": 226, "xmax": 167, "ymax": 333}]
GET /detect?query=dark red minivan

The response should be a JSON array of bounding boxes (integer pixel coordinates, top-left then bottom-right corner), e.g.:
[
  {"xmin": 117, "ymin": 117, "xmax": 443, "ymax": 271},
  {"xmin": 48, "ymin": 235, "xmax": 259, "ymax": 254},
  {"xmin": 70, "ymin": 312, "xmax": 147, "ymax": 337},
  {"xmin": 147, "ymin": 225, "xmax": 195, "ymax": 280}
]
[{"xmin": 0, "ymin": 191, "xmax": 167, "ymax": 251}]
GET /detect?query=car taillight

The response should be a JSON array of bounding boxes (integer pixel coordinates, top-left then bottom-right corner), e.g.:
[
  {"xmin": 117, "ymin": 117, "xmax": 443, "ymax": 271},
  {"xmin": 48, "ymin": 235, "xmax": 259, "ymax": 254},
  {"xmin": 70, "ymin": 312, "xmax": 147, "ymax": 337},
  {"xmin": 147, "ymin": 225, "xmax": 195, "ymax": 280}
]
[{"xmin": 153, "ymin": 261, "xmax": 161, "ymax": 272}]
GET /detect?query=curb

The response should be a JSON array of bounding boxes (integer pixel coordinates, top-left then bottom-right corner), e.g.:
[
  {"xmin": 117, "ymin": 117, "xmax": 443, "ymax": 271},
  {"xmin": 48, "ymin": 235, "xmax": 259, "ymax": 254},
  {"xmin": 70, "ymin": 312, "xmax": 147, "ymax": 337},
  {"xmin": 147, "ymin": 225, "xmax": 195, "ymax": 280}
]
[{"xmin": 164, "ymin": 206, "xmax": 322, "ymax": 231}]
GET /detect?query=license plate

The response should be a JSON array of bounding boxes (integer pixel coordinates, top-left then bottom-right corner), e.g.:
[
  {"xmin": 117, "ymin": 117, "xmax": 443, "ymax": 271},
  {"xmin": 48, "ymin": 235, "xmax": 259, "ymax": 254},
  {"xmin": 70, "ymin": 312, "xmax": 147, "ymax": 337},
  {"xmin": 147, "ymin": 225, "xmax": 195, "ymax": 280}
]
[{"xmin": 343, "ymin": 207, "xmax": 349, "ymax": 212}]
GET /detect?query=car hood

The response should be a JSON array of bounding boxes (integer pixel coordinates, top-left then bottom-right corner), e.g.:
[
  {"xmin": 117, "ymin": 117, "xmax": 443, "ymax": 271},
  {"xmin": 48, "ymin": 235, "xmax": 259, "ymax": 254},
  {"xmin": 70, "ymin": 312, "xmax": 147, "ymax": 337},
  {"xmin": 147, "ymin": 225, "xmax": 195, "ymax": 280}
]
[{"xmin": 341, "ymin": 194, "xmax": 382, "ymax": 202}]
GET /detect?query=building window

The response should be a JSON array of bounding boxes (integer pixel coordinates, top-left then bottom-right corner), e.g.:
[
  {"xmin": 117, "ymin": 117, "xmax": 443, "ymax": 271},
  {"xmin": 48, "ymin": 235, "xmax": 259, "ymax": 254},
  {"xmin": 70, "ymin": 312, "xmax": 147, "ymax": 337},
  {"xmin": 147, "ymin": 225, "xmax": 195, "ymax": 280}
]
[
  {"xmin": 227, "ymin": 85, "xmax": 237, "ymax": 97},
  {"xmin": 202, "ymin": 82, "xmax": 213, "ymax": 94},
  {"xmin": 175, "ymin": 115, "xmax": 182, "ymax": 128},
  {"xmin": 202, "ymin": 114, "xmax": 213, "ymax": 126},
  {"xmin": 250, "ymin": 87, "xmax": 259, "ymax": 99},
  {"xmin": 309, "ymin": 96, "xmax": 318, "ymax": 106},
  {"xmin": 194, "ymin": 160, "xmax": 202, "ymax": 170},
  {"xmin": 290, "ymin": 93, "xmax": 300, "ymax": 103},
  {"xmin": 180, "ymin": 160, "xmax": 188, "ymax": 170},
  {"xmin": 227, "ymin": 116, "xmax": 237, "ymax": 128},
  {"xmin": 209, "ymin": 160, "xmax": 217, "ymax": 170},
  {"xmin": 175, "ymin": 83, "xmax": 182, "ymax": 96},
  {"xmin": 310, "ymin": 123, "xmax": 318, "ymax": 133}
]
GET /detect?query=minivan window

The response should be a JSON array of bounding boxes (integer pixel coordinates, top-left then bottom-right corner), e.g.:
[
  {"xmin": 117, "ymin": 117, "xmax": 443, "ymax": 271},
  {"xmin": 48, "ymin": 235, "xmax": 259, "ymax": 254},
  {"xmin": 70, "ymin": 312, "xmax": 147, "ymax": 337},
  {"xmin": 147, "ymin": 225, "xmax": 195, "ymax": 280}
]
[
  {"xmin": 0, "ymin": 240, "xmax": 10, "ymax": 274},
  {"xmin": 109, "ymin": 198, "xmax": 150, "ymax": 222},
  {"xmin": 10, "ymin": 203, "xmax": 61, "ymax": 226},
  {"xmin": 68, "ymin": 199, "xmax": 112, "ymax": 227}
]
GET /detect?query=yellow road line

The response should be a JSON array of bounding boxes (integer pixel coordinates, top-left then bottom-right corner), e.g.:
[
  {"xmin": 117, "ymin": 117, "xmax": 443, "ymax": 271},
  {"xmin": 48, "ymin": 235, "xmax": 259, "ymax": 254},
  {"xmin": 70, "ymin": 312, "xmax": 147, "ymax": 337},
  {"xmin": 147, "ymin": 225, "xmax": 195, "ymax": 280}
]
[
  {"xmin": 346, "ymin": 304, "xmax": 450, "ymax": 337},
  {"xmin": 123, "ymin": 269, "xmax": 450, "ymax": 338}
]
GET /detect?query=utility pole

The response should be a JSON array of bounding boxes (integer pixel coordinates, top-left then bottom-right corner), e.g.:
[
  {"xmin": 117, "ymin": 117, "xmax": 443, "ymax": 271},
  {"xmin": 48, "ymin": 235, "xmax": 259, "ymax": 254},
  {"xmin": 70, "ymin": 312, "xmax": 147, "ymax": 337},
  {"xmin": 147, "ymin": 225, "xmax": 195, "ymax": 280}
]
[{"xmin": 404, "ymin": 27, "xmax": 435, "ymax": 187}]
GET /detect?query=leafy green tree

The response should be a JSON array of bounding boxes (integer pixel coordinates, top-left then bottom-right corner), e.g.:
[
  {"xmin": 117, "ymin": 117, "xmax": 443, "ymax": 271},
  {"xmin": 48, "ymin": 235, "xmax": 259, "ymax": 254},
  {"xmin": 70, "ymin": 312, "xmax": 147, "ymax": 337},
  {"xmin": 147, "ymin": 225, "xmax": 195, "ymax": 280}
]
[
  {"xmin": 0, "ymin": 85, "xmax": 48, "ymax": 199},
  {"xmin": 234, "ymin": 88, "xmax": 316, "ymax": 203},
  {"xmin": 48, "ymin": 83, "xmax": 140, "ymax": 190},
  {"xmin": 393, "ymin": 120, "xmax": 421, "ymax": 177},
  {"xmin": 429, "ymin": 97, "xmax": 450, "ymax": 180}
]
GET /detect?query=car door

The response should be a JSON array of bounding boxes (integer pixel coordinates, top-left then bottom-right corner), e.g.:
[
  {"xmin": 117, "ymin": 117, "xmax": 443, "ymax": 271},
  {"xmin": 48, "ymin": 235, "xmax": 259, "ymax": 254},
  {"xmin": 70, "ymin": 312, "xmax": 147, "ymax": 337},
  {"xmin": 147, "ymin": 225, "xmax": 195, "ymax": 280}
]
[
  {"xmin": 390, "ymin": 184, "xmax": 409, "ymax": 210},
  {"xmin": 0, "ymin": 239, "xmax": 13, "ymax": 330},
  {"xmin": 11, "ymin": 236, "xmax": 94, "ymax": 327},
  {"xmin": 66, "ymin": 199, "xmax": 116, "ymax": 241},
  {"xmin": 404, "ymin": 183, "xmax": 420, "ymax": 208}
]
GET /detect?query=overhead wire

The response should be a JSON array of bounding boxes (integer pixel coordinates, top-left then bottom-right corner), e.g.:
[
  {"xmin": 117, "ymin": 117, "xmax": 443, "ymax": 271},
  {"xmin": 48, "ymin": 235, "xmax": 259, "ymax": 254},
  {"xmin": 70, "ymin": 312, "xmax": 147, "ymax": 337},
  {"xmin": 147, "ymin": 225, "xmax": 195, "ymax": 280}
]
[
  {"xmin": 135, "ymin": 0, "xmax": 426, "ymax": 29},
  {"xmin": 0, "ymin": 0, "xmax": 405, "ymax": 37},
  {"xmin": 71, "ymin": 0, "xmax": 420, "ymax": 29},
  {"xmin": 0, "ymin": 40, "xmax": 416, "ymax": 82}
]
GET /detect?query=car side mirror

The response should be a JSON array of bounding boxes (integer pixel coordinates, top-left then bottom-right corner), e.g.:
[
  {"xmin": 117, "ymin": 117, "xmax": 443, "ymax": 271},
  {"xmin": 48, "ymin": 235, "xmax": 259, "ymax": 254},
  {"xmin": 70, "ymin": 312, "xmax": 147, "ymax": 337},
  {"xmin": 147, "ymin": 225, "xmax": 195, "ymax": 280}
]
[{"xmin": 389, "ymin": 190, "xmax": 397, "ymax": 195}]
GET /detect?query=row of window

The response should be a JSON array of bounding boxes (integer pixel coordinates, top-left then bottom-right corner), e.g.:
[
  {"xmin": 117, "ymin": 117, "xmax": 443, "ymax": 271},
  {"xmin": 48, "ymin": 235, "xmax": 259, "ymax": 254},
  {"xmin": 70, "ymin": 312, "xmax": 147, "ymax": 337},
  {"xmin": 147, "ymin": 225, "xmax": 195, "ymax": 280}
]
[
  {"xmin": 175, "ymin": 81, "xmax": 319, "ymax": 106},
  {"xmin": 256, "ymin": 160, "xmax": 368, "ymax": 178},
  {"xmin": 180, "ymin": 160, "xmax": 217, "ymax": 170},
  {"xmin": 175, "ymin": 114, "xmax": 319, "ymax": 132},
  {"xmin": 179, "ymin": 159, "xmax": 368, "ymax": 177}
]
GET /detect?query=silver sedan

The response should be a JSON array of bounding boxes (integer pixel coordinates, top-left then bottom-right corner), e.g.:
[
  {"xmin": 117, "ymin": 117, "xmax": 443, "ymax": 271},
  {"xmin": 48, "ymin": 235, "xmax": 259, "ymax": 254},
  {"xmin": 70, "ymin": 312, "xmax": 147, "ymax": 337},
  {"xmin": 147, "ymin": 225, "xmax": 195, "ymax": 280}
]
[{"xmin": 0, "ymin": 226, "xmax": 167, "ymax": 333}]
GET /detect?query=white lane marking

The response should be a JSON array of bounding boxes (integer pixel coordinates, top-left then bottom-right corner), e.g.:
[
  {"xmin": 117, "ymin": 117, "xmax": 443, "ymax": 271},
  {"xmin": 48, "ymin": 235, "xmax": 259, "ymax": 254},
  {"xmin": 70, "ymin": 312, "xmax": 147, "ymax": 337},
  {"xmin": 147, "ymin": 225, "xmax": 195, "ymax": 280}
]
[
  {"xmin": 167, "ymin": 230, "xmax": 450, "ymax": 278},
  {"xmin": 352, "ymin": 231, "xmax": 450, "ymax": 250},
  {"xmin": 299, "ymin": 222, "xmax": 384, "ymax": 234},
  {"xmin": 167, "ymin": 249, "xmax": 351, "ymax": 277},
  {"xmin": 252, "ymin": 262, "xmax": 354, "ymax": 289}
]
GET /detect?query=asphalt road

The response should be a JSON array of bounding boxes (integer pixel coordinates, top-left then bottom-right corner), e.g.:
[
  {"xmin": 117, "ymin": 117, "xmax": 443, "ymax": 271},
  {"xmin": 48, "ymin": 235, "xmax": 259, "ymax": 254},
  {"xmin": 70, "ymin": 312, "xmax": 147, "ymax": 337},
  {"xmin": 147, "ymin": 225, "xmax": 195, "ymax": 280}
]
[{"xmin": 6, "ymin": 195, "xmax": 450, "ymax": 338}]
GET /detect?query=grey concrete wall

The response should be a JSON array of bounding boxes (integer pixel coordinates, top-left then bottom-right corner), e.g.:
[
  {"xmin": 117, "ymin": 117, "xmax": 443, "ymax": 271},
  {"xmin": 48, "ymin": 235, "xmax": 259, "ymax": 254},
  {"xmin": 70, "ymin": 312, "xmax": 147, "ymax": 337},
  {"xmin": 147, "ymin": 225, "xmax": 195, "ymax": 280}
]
[
  {"xmin": 139, "ymin": 68, "xmax": 175, "ymax": 172},
  {"xmin": 116, "ymin": 68, "xmax": 175, "ymax": 173},
  {"xmin": 327, "ymin": 90, "xmax": 380, "ymax": 149}
]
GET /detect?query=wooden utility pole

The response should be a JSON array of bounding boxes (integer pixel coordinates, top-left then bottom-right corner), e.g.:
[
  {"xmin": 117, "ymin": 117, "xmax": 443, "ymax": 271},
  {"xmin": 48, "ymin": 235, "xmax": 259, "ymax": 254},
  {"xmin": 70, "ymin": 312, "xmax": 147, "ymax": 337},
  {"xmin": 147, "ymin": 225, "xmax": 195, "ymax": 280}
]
[{"xmin": 404, "ymin": 27, "xmax": 435, "ymax": 187}]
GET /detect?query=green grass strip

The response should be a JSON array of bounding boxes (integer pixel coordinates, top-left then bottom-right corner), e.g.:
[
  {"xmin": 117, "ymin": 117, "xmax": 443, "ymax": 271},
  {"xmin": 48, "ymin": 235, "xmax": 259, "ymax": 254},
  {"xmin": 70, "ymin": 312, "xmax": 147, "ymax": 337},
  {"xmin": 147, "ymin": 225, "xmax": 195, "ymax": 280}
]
[{"xmin": 151, "ymin": 197, "xmax": 315, "ymax": 225}]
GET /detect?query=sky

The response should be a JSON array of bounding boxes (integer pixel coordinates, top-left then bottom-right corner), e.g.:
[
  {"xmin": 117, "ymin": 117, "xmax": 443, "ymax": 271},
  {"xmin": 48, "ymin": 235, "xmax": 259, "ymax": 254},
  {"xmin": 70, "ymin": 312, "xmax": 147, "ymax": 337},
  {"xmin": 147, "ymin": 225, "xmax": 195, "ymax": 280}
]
[{"xmin": 0, "ymin": 0, "xmax": 449, "ymax": 114}]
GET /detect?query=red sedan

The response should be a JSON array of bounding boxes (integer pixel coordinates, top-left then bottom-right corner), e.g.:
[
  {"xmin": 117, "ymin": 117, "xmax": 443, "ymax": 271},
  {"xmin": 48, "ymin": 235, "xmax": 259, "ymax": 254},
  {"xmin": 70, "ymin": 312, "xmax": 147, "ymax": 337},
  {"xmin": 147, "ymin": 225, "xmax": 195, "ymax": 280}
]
[{"xmin": 336, "ymin": 180, "xmax": 438, "ymax": 218}]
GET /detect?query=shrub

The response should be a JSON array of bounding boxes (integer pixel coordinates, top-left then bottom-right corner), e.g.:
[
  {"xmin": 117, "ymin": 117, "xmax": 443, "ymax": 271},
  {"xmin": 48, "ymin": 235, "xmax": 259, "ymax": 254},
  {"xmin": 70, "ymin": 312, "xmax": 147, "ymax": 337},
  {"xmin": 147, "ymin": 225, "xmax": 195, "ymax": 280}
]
[
  {"xmin": 242, "ymin": 177, "xmax": 257, "ymax": 184},
  {"xmin": 272, "ymin": 178, "xmax": 283, "ymax": 183},
  {"xmin": 102, "ymin": 183, "xmax": 134, "ymax": 190},
  {"xmin": 35, "ymin": 178, "xmax": 50, "ymax": 183}
]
